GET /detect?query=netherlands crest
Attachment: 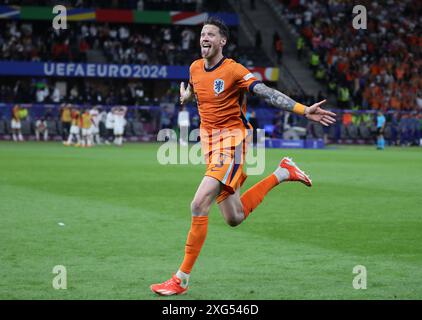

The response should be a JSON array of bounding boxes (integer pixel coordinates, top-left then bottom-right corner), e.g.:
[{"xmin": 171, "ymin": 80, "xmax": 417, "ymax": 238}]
[{"xmin": 214, "ymin": 79, "xmax": 225, "ymax": 95}]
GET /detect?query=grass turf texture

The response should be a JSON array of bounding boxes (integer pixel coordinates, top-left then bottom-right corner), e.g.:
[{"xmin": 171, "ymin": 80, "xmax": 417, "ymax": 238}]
[{"xmin": 0, "ymin": 141, "xmax": 421, "ymax": 300}]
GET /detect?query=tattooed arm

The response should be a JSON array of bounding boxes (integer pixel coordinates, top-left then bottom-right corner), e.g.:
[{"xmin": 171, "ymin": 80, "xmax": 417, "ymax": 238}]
[
  {"xmin": 252, "ymin": 83, "xmax": 337, "ymax": 126},
  {"xmin": 253, "ymin": 82, "xmax": 305, "ymax": 113}
]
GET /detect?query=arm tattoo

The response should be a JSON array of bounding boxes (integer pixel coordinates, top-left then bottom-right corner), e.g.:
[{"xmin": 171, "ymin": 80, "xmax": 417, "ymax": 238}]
[{"xmin": 253, "ymin": 83, "xmax": 297, "ymax": 112}]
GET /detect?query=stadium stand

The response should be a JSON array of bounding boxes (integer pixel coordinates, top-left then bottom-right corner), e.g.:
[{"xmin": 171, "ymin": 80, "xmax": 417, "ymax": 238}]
[
  {"xmin": 0, "ymin": 0, "xmax": 420, "ymax": 146},
  {"xmin": 0, "ymin": 20, "xmax": 269, "ymax": 65},
  {"xmin": 277, "ymin": 0, "xmax": 421, "ymax": 111}
]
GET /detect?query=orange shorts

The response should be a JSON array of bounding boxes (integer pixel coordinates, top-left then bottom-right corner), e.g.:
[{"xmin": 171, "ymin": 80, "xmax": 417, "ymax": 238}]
[{"xmin": 201, "ymin": 128, "xmax": 251, "ymax": 203}]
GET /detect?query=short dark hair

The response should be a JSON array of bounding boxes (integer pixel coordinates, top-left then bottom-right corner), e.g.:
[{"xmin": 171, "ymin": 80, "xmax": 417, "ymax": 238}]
[{"xmin": 203, "ymin": 17, "xmax": 229, "ymax": 41}]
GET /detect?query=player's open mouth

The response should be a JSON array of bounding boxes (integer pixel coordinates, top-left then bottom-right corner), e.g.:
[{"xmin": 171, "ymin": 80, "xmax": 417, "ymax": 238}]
[{"xmin": 201, "ymin": 43, "xmax": 211, "ymax": 56}]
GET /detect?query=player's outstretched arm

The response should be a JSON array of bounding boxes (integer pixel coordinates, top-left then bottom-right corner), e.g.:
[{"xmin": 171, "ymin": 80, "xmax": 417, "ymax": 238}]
[
  {"xmin": 180, "ymin": 82, "xmax": 194, "ymax": 105},
  {"xmin": 253, "ymin": 83, "xmax": 336, "ymax": 126}
]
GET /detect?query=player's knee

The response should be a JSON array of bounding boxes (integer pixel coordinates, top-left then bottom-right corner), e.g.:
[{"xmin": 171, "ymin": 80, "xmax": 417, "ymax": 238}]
[
  {"xmin": 191, "ymin": 199, "xmax": 210, "ymax": 215},
  {"xmin": 190, "ymin": 200, "xmax": 201, "ymax": 213}
]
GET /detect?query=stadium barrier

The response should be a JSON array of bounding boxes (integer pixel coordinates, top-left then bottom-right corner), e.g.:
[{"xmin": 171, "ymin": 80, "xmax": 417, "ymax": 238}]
[
  {"xmin": 0, "ymin": 103, "xmax": 420, "ymax": 146},
  {"xmin": 265, "ymin": 138, "xmax": 324, "ymax": 149}
]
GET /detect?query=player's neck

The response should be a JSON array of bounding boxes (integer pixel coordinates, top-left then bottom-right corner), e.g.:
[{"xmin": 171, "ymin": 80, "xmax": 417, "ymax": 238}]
[{"xmin": 204, "ymin": 53, "xmax": 224, "ymax": 70}]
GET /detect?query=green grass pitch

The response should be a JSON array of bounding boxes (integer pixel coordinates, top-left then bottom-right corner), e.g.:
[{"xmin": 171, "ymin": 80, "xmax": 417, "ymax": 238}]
[{"xmin": 1, "ymin": 141, "xmax": 421, "ymax": 300}]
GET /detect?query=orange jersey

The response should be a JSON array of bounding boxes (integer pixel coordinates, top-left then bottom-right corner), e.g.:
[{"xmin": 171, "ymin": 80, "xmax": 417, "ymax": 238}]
[
  {"xmin": 61, "ymin": 107, "xmax": 72, "ymax": 122},
  {"xmin": 189, "ymin": 57, "xmax": 260, "ymax": 131},
  {"xmin": 71, "ymin": 110, "xmax": 80, "ymax": 126},
  {"xmin": 12, "ymin": 105, "xmax": 20, "ymax": 121},
  {"xmin": 189, "ymin": 58, "xmax": 259, "ymax": 201},
  {"xmin": 80, "ymin": 112, "xmax": 92, "ymax": 129}
]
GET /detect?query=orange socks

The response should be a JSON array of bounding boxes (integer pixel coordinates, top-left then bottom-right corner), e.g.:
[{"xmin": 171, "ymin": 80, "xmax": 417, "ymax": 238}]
[
  {"xmin": 241, "ymin": 173, "xmax": 279, "ymax": 219},
  {"xmin": 179, "ymin": 175, "xmax": 279, "ymax": 273},
  {"xmin": 179, "ymin": 216, "xmax": 209, "ymax": 274}
]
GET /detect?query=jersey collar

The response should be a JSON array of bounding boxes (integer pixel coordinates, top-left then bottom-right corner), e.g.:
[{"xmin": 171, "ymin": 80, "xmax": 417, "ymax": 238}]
[{"xmin": 204, "ymin": 57, "xmax": 226, "ymax": 72}]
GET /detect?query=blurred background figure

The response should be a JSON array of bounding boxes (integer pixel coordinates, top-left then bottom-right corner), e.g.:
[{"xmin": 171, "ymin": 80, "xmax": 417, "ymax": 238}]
[
  {"xmin": 64, "ymin": 107, "xmax": 81, "ymax": 146},
  {"xmin": 248, "ymin": 110, "xmax": 259, "ymax": 146},
  {"xmin": 89, "ymin": 106, "xmax": 101, "ymax": 145},
  {"xmin": 80, "ymin": 108, "xmax": 93, "ymax": 147},
  {"xmin": 35, "ymin": 117, "xmax": 48, "ymax": 141},
  {"xmin": 177, "ymin": 105, "xmax": 190, "ymax": 146},
  {"xmin": 60, "ymin": 103, "xmax": 72, "ymax": 142},
  {"xmin": 376, "ymin": 111, "xmax": 386, "ymax": 150},
  {"xmin": 105, "ymin": 108, "xmax": 115, "ymax": 145},
  {"xmin": 11, "ymin": 104, "xmax": 23, "ymax": 141},
  {"xmin": 113, "ymin": 106, "xmax": 127, "ymax": 146},
  {"xmin": 11, "ymin": 104, "xmax": 24, "ymax": 142}
]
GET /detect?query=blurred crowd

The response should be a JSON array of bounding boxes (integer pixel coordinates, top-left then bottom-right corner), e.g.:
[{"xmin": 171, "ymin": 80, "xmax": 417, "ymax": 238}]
[
  {"xmin": 0, "ymin": 21, "xmax": 204, "ymax": 65},
  {"xmin": 0, "ymin": 20, "xmax": 268, "ymax": 66},
  {"xmin": 282, "ymin": 0, "xmax": 422, "ymax": 111}
]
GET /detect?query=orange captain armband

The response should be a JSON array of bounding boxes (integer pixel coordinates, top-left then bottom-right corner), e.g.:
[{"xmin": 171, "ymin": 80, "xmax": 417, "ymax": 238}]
[{"xmin": 293, "ymin": 102, "xmax": 306, "ymax": 115}]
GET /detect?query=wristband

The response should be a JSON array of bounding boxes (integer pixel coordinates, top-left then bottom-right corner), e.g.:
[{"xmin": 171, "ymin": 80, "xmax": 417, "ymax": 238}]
[{"xmin": 293, "ymin": 103, "xmax": 306, "ymax": 115}]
